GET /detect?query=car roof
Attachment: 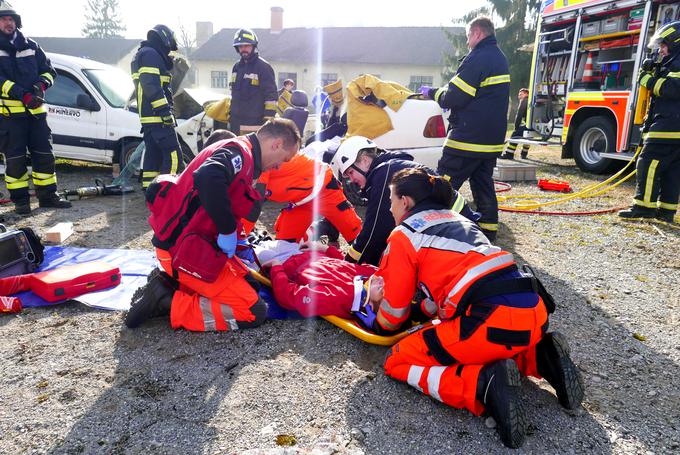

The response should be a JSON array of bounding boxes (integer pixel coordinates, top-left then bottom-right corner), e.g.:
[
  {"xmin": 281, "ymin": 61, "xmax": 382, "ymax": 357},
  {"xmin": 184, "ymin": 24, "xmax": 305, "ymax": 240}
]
[{"xmin": 46, "ymin": 52, "xmax": 116, "ymax": 71}]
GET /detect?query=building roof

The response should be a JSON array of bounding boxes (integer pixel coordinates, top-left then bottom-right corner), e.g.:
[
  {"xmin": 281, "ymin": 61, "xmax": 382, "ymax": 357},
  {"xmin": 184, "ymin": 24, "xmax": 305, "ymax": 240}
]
[
  {"xmin": 32, "ymin": 37, "xmax": 139, "ymax": 64},
  {"xmin": 192, "ymin": 27, "xmax": 462, "ymax": 66}
]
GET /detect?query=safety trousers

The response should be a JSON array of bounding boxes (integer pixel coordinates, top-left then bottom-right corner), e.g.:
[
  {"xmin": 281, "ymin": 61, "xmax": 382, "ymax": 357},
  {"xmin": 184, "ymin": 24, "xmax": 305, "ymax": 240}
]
[
  {"xmin": 274, "ymin": 172, "xmax": 362, "ymax": 242},
  {"xmin": 383, "ymin": 298, "xmax": 548, "ymax": 416},
  {"xmin": 632, "ymin": 143, "xmax": 680, "ymax": 217},
  {"xmin": 0, "ymin": 115, "xmax": 58, "ymax": 202},
  {"xmin": 156, "ymin": 249, "xmax": 266, "ymax": 332},
  {"xmin": 438, "ymin": 154, "xmax": 498, "ymax": 237},
  {"xmin": 141, "ymin": 126, "xmax": 183, "ymax": 189}
]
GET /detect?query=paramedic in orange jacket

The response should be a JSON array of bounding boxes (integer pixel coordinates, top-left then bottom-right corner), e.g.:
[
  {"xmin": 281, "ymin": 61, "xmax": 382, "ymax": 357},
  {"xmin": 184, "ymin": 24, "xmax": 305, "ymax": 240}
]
[
  {"xmin": 362, "ymin": 168, "xmax": 584, "ymax": 448},
  {"xmin": 125, "ymin": 121, "xmax": 300, "ymax": 332},
  {"xmin": 245, "ymin": 152, "xmax": 362, "ymax": 243}
]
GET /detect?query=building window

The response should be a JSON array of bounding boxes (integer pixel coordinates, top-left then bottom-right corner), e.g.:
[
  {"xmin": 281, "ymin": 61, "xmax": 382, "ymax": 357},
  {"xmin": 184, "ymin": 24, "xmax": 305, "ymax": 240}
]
[
  {"xmin": 320, "ymin": 73, "xmax": 338, "ymax": 87},
  {"xmin": 278, "ymin": 72, "xmax": 297, "ymax": 89},
  {"xmin": 211, "ymin": 71, "xmax": 229, "ymax": 89},
  {"xmin": 409, "ymin": 75, "xmax": 433, "ymax": 92}
]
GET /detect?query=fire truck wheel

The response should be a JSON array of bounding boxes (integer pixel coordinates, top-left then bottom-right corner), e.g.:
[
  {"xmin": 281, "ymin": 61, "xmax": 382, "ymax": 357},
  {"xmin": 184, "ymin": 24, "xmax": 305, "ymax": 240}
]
[{"xmin": 572, "ymin": 116, "xmax": 615, "ymax": 174}]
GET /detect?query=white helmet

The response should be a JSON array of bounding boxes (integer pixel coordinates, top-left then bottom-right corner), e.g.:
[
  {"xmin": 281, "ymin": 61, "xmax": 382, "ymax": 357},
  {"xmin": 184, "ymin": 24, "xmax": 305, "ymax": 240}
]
[{"xmin": 331, "ymin": 136, "xmax": 377, "ymax": 179}]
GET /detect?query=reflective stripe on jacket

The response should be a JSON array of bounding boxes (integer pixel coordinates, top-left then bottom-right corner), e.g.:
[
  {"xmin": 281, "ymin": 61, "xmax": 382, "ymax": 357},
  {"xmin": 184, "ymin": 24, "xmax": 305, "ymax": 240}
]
[
  {"xmin": 642, "ymin": 49, "xmax": 680, "ymax": 144},
  {"xmin": 0, "ymin": 31, "xmax": 56, "ymax": 117},
  {"xmin": 230, "ymin": 53, "xmax": 278, "ymax": 126},
  {"xmin": 131, "ymin": 43, "xmax": 173, "ymax": 126},
  {"xmin": 375, "ymin": 206, "xmax": 515, "ymax": 332},
  {"xmin": 431, "ymin": 35, "xmax": 510, "ymax": 158}
]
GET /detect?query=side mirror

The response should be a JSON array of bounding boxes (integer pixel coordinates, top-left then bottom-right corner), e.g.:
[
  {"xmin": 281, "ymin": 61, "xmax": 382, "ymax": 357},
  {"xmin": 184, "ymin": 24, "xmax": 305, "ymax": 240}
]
[{"xmin": 76, "ymin": 93, "xmax": 99, "ymax": 111}]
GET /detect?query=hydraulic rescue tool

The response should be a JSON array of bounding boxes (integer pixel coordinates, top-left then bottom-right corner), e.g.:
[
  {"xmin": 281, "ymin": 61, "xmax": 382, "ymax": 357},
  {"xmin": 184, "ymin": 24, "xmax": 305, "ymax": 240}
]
[{"xmin": 60, "ymin": 179, "xmax": 134, "ymax": 200}]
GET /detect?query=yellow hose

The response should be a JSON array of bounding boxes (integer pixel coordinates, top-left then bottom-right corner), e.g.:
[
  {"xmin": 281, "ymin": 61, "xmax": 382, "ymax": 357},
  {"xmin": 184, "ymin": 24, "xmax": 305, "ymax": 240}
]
[{"xmin": 498, "ymin": 146, "xmax": 642, "ymax": 211}]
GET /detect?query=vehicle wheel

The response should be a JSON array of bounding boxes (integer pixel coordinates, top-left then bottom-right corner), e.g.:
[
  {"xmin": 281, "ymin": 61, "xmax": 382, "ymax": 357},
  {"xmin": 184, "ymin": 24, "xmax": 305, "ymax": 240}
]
[
  {"xmin": 572, "ymin": 116, "xmax": 616, "ymax": 174},
  {"xmin": 118, "ymin": 139, "xmax": 142, "ymax": 176},
  {"xmin": 342, "ymin": 178, "xmax": 367, "ymax": 207}
]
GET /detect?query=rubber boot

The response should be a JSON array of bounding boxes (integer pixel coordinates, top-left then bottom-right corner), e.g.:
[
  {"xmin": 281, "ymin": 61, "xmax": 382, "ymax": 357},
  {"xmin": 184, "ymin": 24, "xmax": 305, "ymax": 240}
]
[
  {"xmin": 125, "ymin": 269, "xmax": 176, "ymax": 328},
  {"xmin": 536, "ymin": 332, "xmax": 585, "ymax": 410},
  {"xmin": 14, "ymin": 199, "xmax": 31, "ymax": 215},
  {"xmin": 476, "ymin": 359, "xmax": 527, "ymax": 449},
  {"xmin": 482, "ymin": 229, "xmax": 497, "ymax": 243},
  {"xmin": 498, "ymin": 153, "xmax": 514, "ymax": 160},
  {"xmin": 38, "ymin": 192, "xmax": 72, "ymax": 209},
  {"xmin": 618, "ymin": 206, "xmax": 655, "ymax": 219},
  {"xmin": 656, "ymin": 208, "xmax": 677, "ymax": 224}
]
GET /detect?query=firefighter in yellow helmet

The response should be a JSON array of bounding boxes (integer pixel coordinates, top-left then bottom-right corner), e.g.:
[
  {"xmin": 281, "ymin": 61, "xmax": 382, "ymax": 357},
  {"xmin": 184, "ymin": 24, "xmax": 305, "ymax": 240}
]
[
  {"xmin": 229, "ymin": 29, "xmax": 278, "ymax": 134},
  {"xmin": 619, "ymin": 21, "xmax": 680, "ymax": 224},
  {"xmin": 0, "ymin": 1, "xmax": 71, "ymax": 214}
]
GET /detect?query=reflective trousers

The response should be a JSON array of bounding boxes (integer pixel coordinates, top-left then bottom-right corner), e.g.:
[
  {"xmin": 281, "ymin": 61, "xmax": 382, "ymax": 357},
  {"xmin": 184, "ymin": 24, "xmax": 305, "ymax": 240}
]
[
  {"xmin": 141, "ymin": 126, "xmax": 183, "ymax": 189},
  {"xmin": 633, "ymin": 143, "xmax": 680, "ymax": 218},
  {"xmin": 0, "ymin": 115, "xmax": 57, "ymax": 202},
  {"xmin": 156, "ymin": 249, "xmax": 266, "ymax": 332},
  {"xmin": 383, "ymin": 298, "xmax": 548, "ymax": 416},
  {"xmin": 437, "ymin": 154, "xmax": 498, "ymax": 236}
]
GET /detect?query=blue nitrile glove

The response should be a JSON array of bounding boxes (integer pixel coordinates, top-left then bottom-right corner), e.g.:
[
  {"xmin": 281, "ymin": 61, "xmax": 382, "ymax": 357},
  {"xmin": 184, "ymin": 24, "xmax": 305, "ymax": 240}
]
[
  {"xmin": 419, "ymin": 85, "xmax": 432, "ymax": 98},
  {"xmin": 217, "ymin": 231, "xmax": 237, "ymax": 258},
  {"xmin": 355, "ymin": 303, "xmax": 377, "ymax": 331}
]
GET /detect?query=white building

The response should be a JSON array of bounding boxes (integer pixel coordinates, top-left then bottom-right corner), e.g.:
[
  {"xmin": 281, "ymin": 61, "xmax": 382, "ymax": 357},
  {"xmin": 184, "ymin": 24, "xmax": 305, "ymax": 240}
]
[{"xmin": 190, "ymin": 8, "xmax": 462, "ymax": 105}]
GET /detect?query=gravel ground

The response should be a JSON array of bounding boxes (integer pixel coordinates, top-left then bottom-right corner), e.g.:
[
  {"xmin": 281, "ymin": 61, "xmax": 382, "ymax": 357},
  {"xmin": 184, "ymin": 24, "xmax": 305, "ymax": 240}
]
[{"xmin": 0, "ymin": 149, "xmax": 678, "ymax": 454}]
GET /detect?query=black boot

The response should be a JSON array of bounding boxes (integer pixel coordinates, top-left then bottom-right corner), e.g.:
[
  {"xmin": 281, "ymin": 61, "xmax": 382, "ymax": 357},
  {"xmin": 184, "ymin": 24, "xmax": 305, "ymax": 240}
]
[
  {"xmin": 125, "ymin": 269, "xmax": 176, "ymax": 328},
  {"xmin": 498, "ymin": 153, "xmax": 514, "ymax": 160},
  {"xmin": 14, "ymin": 199, "xmax": 31, "ymax": 215},
  {"xmin": 38, "ymin": 192, "xmax": 72, "ymax": 209},
  {"xmin": 536, "ymin": 332, "xmax": 584, "ymax": 410},
  {"xmin": 656, "ymin": 209, "xmax": 677, "ymax": 224},
  {"xmin": 618, "ymin": 206, "xmax": 655, "ymax": 219},
  {"xmin": 477, "ymin": 359, "xmax": 527, "ymax": 449},
  {"xmin": 520, "ymin": 151, "xmax": 528, "ymax": 159}
]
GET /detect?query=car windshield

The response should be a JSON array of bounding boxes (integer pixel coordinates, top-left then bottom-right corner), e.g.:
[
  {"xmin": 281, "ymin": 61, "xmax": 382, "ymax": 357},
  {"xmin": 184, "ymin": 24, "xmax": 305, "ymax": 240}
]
[{"xmin": 83, "ymin": 68, "xmax": 134, "ymax": 108}]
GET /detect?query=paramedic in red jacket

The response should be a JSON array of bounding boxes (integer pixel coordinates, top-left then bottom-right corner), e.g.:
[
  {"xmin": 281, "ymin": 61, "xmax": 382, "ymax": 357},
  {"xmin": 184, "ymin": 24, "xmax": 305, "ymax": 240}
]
[
  {"xmin": 125, "ymin": 119, "xmax": 300, "ymax": 331},
  {"xmin": 264, "ymin": 242, "xmax": 376, "ymax": 318},
  {"xmin": 362, "ymin": 168, "xmax": 584, "ymax": 448}
]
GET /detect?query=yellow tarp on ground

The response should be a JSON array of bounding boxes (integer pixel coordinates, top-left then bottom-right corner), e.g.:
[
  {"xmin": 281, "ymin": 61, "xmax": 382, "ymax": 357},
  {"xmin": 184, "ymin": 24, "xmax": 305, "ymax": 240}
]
[
  {"xmin": 346, "ymin": 74, "xmax": 414, "ymax": 139},
  {"xmin": 204, "ymin": 97, "xmax": 231, "ymax": 123}
]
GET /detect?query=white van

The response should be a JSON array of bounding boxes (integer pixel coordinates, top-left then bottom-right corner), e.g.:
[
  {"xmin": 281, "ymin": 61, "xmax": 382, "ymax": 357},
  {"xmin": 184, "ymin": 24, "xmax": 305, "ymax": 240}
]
[
  {"xmin": 44, "ymin": 53, "xmax": 217, "ymax": 172},
  {"xmin": 45, "ymin": 53, "xmax": 143, "ymax": 168}
]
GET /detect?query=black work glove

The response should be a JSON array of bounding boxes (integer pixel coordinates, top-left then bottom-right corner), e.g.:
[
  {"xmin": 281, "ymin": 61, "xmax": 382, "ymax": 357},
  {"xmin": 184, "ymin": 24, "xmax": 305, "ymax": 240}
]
[
  {"xmin": 22, "ymin": 92, "xmax": 43, "ymax": 110},
  {"xmin": 32, "ymin": 82, "xmax": 46, "ymax": 99}
]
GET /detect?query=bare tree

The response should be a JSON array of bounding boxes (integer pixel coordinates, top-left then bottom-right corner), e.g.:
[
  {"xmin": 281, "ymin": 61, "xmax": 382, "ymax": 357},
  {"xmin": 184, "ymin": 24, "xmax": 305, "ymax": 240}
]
[
  {"xmin": 82, "ymin": 0, "xmax": 126, "ymax": 38},
  {"xmin": 177, "ymin": 24, "xmax": 196, "ymax": 58}
]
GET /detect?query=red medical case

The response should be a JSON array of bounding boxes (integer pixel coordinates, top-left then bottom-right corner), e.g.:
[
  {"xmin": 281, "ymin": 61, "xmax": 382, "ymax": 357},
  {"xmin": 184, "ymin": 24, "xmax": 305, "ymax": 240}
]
[{"xmin": 30, "ymin": 261, "xmax": 121, "ymax": 302}]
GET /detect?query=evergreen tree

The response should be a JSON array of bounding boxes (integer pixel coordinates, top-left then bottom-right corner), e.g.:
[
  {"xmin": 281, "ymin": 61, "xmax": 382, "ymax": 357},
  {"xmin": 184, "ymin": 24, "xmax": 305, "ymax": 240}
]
[
  {"xmin": 443, "ymin": 0, "xmax": 542, "ymax": 106},
  {"xmin": 82, "ymin": 0, "xmax": 126, "ymax": 38}
]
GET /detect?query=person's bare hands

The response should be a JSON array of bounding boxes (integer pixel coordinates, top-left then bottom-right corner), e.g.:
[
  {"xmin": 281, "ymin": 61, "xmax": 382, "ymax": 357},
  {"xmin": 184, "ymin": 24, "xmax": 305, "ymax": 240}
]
[{"xmin": 368, "ymin": 275, "xmax": 384, "ymax": 305}]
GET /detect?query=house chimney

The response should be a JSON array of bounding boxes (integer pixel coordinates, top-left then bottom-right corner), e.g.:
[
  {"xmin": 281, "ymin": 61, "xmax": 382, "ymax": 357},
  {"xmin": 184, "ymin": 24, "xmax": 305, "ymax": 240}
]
[
  {"xmin": 196, "ymin": 21, "xmax": 214, "ymax": 47},
  {"xmin": 271, "ymin": 6, "xmax": 283, "ymax": 34}
]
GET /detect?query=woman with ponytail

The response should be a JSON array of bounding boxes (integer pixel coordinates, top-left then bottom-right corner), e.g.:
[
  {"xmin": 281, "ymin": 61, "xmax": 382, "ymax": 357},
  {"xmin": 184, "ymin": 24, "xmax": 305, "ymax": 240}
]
[{"xmin": 358, "ymin": 168, "xmax": 583, "ymax": 448}]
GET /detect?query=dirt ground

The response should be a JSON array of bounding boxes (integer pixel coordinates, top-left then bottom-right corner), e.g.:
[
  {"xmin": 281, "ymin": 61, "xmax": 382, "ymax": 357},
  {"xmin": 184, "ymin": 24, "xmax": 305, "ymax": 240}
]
[{"xmin": 0, "ymin": 149, "xmax": 678, "ymax": 454}]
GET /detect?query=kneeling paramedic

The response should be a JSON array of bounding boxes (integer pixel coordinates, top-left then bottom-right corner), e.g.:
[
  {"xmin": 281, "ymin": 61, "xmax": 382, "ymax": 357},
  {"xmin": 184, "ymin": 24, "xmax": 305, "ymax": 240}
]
[
  {"xmin": 619, "ymin": 21, "xmax": 680, "ymax": 224},
  {"xmin": 125, "ymin": 119, "xmax": 300, "ymax": 331},
  {"xmin": 359, "ymin": 168, "xmax": 584, "ymax": 448},
  {"xmin": 331, "ymin": 136, "xmax": 478, "ymax": 266},
  {"xmin": 244, "ymin": 151, "xmax": 362, "ymax": 244}
]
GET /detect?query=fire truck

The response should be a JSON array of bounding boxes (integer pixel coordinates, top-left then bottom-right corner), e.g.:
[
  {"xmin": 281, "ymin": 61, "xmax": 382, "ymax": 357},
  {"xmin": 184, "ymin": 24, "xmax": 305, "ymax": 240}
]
[{"xmin": 525, "ymin": 0, "xmax": 680, "ymax": 173}]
